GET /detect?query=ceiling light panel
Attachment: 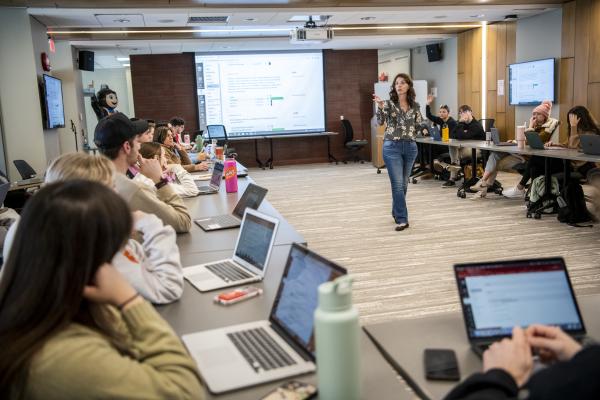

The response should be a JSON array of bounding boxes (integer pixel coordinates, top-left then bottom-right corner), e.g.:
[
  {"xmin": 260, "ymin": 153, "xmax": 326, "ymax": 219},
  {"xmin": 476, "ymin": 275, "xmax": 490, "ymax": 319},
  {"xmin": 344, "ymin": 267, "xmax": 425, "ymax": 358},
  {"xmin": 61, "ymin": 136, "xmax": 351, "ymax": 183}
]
[
  {"xmin": 143, "ymin": 14, "xmax": 188, "ymax": 27},
  {"xmin": 95, "ymin": 14, "xmax": 145, "ymax": 27},
  {"xmin": 227, "ymin": 12, "xmax": 277, "ymax": 25}
]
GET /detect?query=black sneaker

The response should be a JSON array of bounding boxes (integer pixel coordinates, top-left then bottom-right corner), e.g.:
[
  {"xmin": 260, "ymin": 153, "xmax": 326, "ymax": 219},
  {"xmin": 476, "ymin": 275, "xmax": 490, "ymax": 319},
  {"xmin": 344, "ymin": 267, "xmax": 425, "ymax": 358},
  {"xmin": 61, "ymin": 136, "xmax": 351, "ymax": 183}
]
[
  {"xmin": 395, "ymin": 223, "xmax": 409, "ymax": 231},
  {"xmin": 441, "ymin": 180, "xmax": 456, "ymax": 188}
]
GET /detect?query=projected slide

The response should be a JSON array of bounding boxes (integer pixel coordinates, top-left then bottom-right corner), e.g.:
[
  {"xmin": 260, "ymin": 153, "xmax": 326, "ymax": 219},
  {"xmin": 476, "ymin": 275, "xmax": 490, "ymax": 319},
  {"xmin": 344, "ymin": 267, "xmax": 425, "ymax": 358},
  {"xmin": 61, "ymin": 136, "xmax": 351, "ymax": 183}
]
[
  {"xmin": 509, "ymin": 58, "xmax": 554, "ymax": 105},
  {"xmin": 195, "ymin": 51, "xmax": 325, "ymax": 137}
]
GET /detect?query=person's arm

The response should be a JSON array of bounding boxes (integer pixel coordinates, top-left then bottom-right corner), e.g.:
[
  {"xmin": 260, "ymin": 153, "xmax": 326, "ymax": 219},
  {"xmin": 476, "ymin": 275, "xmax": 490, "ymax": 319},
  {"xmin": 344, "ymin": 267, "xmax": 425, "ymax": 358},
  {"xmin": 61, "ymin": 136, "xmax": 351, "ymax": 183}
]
[
  {"xmin": 447, "ymin": 118, "xmax": 457, "ymax": 133},
  {"xmin": 170, "ymin": 164, "xmax": 200, "ymax": 197},
  {"xmin": 443, "ymin": 369, "xmax": 518, "ymax": 400},
  {"xmin": 426, "ymin": 105, "xmax": 444, "ymax": 126},
  {"xmin": 130, "ymin": 183, "xmax": 192, "ymax": 233},
  {"xmin": 376, "ymin": 100, "xmax": 388, "ymax": 126},
  {"xmin": 178, "ymin": 148, "xmax": 193, "ymax": 166}
]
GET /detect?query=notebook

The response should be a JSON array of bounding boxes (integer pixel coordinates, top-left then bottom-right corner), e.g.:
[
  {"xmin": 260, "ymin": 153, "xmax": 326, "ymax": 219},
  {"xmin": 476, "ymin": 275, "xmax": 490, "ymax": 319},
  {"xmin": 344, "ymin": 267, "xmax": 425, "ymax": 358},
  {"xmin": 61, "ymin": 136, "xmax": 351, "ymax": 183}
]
[
  {"xmin": 194, "ymin": 183, "xmax": 268, "ymax": 231},
  {"xmin": 454, "ymin": 257, "xmax": 586, "ymax": 357},
  {"xmin": 182, "ymin": 243, "xmax": 347, "ymax": 393},
  {"xmin": 184, "ymin": 208, "xmax": 279, "ymax": 292}
]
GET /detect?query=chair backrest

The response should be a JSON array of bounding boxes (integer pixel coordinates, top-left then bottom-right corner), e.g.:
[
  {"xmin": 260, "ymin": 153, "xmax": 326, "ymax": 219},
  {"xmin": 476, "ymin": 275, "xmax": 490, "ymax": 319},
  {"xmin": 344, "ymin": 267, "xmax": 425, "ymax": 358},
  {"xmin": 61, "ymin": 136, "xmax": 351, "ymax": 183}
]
[
  {"xmin": 206, "ymin": 125, "xmax": 228, "ymax": 146},
  {"xmin": 479, "ymin": 118, "xmax": 495, "ymax": 132},
  {"xmin": 13, "ymin": 160, "xmax": 37, "ymax": 180},
  {"xmin": 340, "ymin": 119, "xmax": 354, "ymax": 143}
]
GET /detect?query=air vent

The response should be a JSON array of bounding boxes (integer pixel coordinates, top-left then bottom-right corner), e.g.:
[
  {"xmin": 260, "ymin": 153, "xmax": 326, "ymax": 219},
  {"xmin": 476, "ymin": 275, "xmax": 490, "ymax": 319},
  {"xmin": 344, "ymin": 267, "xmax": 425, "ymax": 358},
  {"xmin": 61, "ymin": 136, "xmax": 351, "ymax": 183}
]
[{"xmin": 188, "ymin": 16, "xmax": 230, "ymax": 24}]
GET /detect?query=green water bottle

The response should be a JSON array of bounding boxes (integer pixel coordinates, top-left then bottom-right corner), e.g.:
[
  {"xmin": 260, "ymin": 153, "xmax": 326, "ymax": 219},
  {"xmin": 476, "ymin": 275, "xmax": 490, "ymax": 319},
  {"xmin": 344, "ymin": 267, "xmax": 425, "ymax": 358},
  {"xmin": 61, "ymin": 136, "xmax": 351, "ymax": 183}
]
[{"xmin": 314, "ymin": 275, "xmax": 360, "ymax": 400}]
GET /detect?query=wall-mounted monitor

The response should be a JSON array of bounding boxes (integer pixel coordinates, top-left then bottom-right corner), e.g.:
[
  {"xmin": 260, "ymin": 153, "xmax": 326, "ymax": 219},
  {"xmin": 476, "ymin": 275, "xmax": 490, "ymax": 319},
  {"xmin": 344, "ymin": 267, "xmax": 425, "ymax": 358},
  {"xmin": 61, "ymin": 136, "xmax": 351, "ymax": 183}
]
[
  {"xmin": 194, "ymin": 50, "xmax": 325, "ymax": 138},
  {"xmin": 509, "ymin": 58, "xmax": 555, "ymax": 106},
  {"xmin": 41, "ymin": 74, "xmax": 65, "ymax": 129}
]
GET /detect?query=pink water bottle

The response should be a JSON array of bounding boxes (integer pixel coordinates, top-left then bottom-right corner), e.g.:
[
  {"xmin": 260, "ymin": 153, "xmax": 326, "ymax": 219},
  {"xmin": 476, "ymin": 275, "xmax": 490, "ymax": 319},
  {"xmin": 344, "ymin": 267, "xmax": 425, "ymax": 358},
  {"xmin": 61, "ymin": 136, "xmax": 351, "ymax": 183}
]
[{"xmin": 224, "ymin": 158, "xmax": 238, "ymax": 193}]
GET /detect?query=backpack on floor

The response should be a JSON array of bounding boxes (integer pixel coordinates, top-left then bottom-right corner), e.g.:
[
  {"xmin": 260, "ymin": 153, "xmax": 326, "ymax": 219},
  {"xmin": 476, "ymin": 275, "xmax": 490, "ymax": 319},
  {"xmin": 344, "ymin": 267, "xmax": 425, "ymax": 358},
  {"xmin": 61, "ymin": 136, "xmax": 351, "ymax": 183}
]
[
  {"xmin": 557, "ymin": 181, "xmax": 593, "ymax": 226},
  {"xmin": 526, "ymin": 176, "xmax": 560, "ymax": 217}
]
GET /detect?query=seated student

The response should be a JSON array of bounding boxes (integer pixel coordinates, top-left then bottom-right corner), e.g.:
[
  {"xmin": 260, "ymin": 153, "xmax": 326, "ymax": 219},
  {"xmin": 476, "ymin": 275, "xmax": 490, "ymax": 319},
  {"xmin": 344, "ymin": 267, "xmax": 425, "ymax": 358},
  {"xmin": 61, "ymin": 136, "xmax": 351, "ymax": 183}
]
[
  {"xmin": 154, "ymin": 126, "xmax": 208, "ymax": 173},
  {"xmin": 444, "ymin": 325, "xmax": 600, "ymax": 400},
  {"xmin": 94, "ymin": 113, "xmax": 192, "ymax": 233},
  {"xmin": 0, "ymin": 181, "xmax": 203, "ymax": 399},
  {"xmin": 425, "ymin": 95, "xmax": 458, "ymax": 173},
  {"xmin": 169, "ymin": 116, "xmax": 188, "ymax": 147},
  {"xmin": 138, "ymin": 119, "xmax": 155, "ymax": 143},
  {"xmin": 1, "ymin": 152, "xmax": 184, "ymax": 304},
  {"xmin": 138, "ymin": 142, "xmax": 200, "ymax": 198},
  {"xmin": 438, "ymin": 105, "xmax": 485, "ymax": 187}
]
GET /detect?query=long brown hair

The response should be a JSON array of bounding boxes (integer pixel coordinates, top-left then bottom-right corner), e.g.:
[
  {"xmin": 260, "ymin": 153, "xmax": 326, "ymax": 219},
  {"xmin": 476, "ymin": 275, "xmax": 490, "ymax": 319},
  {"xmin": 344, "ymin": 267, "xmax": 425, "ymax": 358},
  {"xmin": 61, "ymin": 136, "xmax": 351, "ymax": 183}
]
[
  {"xmin": 389, "ymin": 73, "xmax": 417, "ymax": 109},
  {"xmin": 0, "ymin": 181, "xmax": 132, "ymax": 398},
  {"xmin": 139, "ymin": 142, "xmax": 163, "ymax": 159},
  {"xmin": 567, "ymin": 106, "xmax": 600, "ymax": 135}
]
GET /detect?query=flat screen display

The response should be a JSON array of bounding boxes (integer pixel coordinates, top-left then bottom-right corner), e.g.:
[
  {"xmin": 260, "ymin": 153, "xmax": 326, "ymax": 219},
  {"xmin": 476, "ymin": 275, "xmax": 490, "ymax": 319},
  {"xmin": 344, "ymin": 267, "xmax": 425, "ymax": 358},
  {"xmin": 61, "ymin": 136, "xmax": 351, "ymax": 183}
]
[
  {"xmin": 194, "ymin": 51, "xmax": 325, "ymax": 138},
  {"xmin": 42, "ymin": 74, "xmax": 65, "ymax": 129},
  {"xmin": 509, "ymin": 58, "xmax": 555, "ymax": 106}
]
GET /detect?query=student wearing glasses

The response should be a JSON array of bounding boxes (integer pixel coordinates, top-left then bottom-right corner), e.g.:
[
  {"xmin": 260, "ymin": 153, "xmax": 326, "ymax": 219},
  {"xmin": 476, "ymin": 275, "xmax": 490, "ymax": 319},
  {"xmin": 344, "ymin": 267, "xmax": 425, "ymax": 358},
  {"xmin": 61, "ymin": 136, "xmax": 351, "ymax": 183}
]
[{"xmin": 373, "ymin": 73, "xmax": 423, "ymax": 231}]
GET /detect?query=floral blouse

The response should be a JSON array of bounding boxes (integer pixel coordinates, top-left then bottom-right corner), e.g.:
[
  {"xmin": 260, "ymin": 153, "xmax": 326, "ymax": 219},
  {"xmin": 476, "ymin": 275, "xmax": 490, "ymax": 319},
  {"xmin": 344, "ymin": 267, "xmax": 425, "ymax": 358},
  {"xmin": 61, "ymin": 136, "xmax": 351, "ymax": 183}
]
[{"xmin": 376, "ymin": 100, "xmax": 423, "ymax": 141}]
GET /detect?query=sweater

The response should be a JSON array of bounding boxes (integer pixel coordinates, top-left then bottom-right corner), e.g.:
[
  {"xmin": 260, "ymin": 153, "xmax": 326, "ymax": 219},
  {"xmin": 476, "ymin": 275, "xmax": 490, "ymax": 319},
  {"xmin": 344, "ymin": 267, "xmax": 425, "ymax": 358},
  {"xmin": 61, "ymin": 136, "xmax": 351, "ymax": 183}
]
[
  {"xmin": 163, "ymin": 145, "xmax": 197, "ymax": 173},
  {"xmin": 444, "ymin": 345, "xmax": 600, "ymax": 400},
  {"xmin": 25, "ymin": 301, "xmax": 204, "ymax": 399},
  {"xmin": 426, "ymin": 105, "xmax": 458, "ymax": 134},
  {"xmin": 525, "ymin": 117, "xmax": 559, "ymax": 143},
  {"xmin": 134, "ymin": 164, "xmax": 199, "ymax": 198},
  {"xmin": 115, "ymin": 173, "xmax": 191, "ymax": 233},
  {"xmin": 3, "ymin": 213, "xmax": 184, "ymax": 304},
  {"xmin": 451, "ymin": 118, "xmax": 485, "ymax": 140},
  {"xmin": 376, "ymin": 100, "xmax": 423, "ymax": 141}
]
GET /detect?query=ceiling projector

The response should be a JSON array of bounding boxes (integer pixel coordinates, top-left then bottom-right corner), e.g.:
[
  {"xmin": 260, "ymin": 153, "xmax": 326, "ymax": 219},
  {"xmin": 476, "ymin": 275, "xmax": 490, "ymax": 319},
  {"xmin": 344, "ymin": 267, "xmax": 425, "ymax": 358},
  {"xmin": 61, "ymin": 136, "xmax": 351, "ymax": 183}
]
[{"xmin": 290, "ymin": 17, "xmax": 333, "ymax": 43}]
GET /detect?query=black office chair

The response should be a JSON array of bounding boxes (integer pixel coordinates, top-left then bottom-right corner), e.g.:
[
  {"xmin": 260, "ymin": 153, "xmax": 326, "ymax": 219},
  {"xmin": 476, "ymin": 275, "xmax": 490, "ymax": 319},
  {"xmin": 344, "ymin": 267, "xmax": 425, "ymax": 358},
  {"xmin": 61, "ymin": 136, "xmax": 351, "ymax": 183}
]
[
  {"xmin": 206, "ymin": 125, "xmax": 236, "ymax": 157},
  {"xmin": 479, "ymin": 118, "xmax": 495, "ymax": 132},
  {"xmin": 340, "ymin": 119, "xmax": 368, "ymax": 163},
  {"xmin": 13, "ymin": 160, "xmax": 37, "ymax": 180}
]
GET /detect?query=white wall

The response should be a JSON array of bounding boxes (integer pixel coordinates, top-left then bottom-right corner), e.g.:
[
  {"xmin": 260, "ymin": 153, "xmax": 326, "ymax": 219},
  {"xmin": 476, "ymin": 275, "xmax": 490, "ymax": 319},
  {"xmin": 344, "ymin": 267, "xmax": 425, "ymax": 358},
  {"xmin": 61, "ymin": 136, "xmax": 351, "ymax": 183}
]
[
  {"xmin": 82, "ymin": 67, "xmax": 133, "ymax": 145},
  {"xmin": 411, "ymin": 37, "xmax": 458, "ymax": 119},
  {"xmin": 378, "ymin": 49, "xmax": 411, "ymax": 81},
  {"xmin": 515, "ymin": 9, "xmax": 562, "ymax": 126},
  {"xmin": 0, "ymin": 9, "xmax": 47, "ymax": 180}
]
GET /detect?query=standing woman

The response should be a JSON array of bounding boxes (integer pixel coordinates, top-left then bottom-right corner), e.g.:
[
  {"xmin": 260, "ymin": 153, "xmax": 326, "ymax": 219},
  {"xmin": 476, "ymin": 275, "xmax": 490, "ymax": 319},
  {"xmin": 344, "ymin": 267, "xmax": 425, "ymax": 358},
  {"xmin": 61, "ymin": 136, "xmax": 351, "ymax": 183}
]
[{"xmin": 373, "ymin": 73, "xmax": 423, "ymax": 231}]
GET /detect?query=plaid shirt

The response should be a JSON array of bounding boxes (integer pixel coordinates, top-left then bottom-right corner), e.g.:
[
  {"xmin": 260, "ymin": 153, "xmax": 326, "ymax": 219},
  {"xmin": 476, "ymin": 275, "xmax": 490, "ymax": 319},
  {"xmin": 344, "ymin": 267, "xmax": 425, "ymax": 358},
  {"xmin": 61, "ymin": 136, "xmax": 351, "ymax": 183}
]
[{"xmin": 377, "ymin": 100, "xmax": 423, "ymax": 141}]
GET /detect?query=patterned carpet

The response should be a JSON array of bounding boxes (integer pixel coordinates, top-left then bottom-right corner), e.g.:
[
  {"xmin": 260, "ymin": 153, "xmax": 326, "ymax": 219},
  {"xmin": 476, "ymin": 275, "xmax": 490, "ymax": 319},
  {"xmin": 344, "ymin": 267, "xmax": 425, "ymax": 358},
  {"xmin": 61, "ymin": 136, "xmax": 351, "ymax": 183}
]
[{"xmin": 251, "ymin": 163, "xmax": 600, "ymax": 325}]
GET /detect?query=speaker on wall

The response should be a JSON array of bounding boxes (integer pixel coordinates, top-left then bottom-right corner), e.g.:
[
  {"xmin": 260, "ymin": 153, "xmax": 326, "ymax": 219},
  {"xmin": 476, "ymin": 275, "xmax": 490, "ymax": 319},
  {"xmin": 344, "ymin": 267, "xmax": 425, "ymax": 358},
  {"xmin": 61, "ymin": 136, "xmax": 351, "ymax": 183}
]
[
  {"xmin": 78, "ymin": 50, "xmax": 94, "ymax": 71},
  {"xmin": 426, "ymin": 44, "xmax": 442, "ymax": 62}
]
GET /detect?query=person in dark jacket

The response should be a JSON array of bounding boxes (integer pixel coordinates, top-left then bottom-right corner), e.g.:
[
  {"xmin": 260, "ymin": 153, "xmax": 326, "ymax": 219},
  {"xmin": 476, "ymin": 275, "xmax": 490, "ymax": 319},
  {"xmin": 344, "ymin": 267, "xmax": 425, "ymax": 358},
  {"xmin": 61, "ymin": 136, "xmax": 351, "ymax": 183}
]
[
  {"xmin": 425, "ymin": 95, "xmax": 457, "ymax": 175},
  {"xmin": 439, "ymin": 104, "xmax": 484, "ymax": 187},
  {"xmin": 445, "ymin": 325, "xmax": 600, "ymax": 400}
]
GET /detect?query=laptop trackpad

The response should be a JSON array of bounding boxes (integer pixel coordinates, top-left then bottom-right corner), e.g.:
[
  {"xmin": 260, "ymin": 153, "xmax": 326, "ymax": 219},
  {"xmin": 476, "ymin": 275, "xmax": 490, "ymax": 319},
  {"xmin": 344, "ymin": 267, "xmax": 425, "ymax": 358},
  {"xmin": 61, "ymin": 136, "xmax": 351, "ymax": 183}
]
[
  {"xmin": 197, "ymin": 346, "xmax": 238, "ymax": 366},
  {"xmin": 187, "ymin": 271, "xmax": 214, "ymax": 282}
]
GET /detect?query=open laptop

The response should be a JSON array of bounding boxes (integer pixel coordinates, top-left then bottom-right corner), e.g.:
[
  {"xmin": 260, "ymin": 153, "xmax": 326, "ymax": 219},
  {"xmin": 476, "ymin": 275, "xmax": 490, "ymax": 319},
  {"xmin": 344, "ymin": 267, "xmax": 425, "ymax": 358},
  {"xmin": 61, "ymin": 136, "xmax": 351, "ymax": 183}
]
[
  {"xmin": 430, "ymin": 125, "xmax": 441, "ymax": 141},
  {"xmin": 195, "ymin": 162, "xmax": 224, "ymax": 195},
  {"xmin": 454, "ymin": 257, "xmax": 586, "ymax": 357},
  {"xmin": 194, "ymin": 183, "xmax": 268, "ymax": 231},
  {"xmin": 182, "ymin": 243, "xmax": 347, "ymax": 393},
  {"xmin": 525, "ymin": 131, "xmax": 546, "ymax": 150},
  {"xmin": 490, "ymin": 128, "xmax": 517, "ymax": 146},
  {"xmin": 184, "ymin": 209, "xmax": 279, "ymax": 292},
  {"xmin": 580, "ymin": 134, "xmax": 600, "ymax": 156}
]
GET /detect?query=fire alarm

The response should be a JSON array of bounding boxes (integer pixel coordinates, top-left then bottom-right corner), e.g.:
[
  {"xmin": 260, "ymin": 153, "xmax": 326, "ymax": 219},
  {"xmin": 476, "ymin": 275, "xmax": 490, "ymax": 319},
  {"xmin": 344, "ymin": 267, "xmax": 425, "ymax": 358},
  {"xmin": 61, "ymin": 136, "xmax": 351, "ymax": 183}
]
[{"xmin": 41, "ymin": 52, "xmax": 51, "ymax": 72}]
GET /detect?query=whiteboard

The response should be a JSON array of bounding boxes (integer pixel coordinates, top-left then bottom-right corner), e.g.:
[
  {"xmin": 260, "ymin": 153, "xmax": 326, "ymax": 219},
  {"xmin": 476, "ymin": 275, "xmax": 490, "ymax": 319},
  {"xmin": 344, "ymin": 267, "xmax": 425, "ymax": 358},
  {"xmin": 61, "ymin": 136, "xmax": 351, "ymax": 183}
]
[{"xmin": 373, "ymin": 80, "xmax": 427, "ymax": 118}]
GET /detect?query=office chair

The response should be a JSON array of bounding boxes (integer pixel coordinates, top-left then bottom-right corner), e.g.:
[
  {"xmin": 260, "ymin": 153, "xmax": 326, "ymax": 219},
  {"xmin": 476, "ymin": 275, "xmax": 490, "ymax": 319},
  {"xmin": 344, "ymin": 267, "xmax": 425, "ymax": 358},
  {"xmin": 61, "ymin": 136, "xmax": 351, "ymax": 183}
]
[
  {"xmin": 340, "ymin": 118, "xmax": 368, "ymax": 163},
  {"xmin": 479, "ymin": 118, "xmax": 495, "ymax": 132},
  {"xmin": 206, "ymin": 124, "xmax": 236, "ymax": 157},
  {"xmin": 13, "ymin": 160, "xmax": 37, "ymax": 180}
]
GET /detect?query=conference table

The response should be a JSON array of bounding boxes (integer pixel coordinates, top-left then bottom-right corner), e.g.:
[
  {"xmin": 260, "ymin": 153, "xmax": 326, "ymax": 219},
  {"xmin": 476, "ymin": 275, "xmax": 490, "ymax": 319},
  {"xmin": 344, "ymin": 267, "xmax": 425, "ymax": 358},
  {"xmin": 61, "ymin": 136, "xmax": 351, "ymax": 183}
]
[
  {"xmin": 157, "ymin": 167, "xmax": 413, "ymax": 400},
  {"xmin": 363, "ymin": 293, "xmax": 600, "ymax": 400}
]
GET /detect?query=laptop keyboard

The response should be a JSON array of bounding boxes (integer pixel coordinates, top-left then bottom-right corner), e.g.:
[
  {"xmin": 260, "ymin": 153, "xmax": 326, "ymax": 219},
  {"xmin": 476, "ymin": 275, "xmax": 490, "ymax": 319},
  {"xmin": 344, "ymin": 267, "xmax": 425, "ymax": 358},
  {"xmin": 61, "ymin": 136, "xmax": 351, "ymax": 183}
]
[
  {"xmin": 205, "ymin": 261, "xmax": 252, "ymax": 282},
  {"xmin": 210, "ymin": 214, "xmax": 239, "ymax": 226},
  {"xmin": 227, "ymin": 327, "xmax": 297, "ymax": 373}
]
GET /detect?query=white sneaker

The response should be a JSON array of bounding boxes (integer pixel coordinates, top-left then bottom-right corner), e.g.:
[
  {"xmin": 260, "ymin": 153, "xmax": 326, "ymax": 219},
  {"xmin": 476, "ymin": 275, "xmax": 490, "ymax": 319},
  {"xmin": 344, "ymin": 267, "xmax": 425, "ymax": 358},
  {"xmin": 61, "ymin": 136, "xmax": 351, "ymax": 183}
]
[
  {"xmin": 447, "ymin": 164, "xmax": 462, "ymax": 173},
  {"xmin": 503, "ymin": 186, "xmax": 526, "ymax": 199},
  {"xmin": 471, "ymin": 189, "xmax": 487, "ymax": 200},
  {"xmin": 469, "ymin": 178, "xmax": 488, "ymax": 192}
]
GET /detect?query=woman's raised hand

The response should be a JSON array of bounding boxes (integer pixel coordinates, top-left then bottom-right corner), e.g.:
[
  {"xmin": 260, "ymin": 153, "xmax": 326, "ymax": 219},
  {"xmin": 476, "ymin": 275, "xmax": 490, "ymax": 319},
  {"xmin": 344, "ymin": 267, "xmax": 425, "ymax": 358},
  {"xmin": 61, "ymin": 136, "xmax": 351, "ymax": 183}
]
[{"xmin": 372, "ymin": 94, "xmax": 384, "ymax": 109}]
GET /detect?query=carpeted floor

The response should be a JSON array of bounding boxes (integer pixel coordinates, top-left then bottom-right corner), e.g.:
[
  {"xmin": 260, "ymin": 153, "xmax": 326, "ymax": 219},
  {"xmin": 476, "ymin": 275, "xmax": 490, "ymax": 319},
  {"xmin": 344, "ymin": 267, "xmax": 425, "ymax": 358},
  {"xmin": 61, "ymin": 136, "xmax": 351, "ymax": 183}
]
[{"xmin": 251, "ymin": 163, "xmax": 600, "ymax": 325}]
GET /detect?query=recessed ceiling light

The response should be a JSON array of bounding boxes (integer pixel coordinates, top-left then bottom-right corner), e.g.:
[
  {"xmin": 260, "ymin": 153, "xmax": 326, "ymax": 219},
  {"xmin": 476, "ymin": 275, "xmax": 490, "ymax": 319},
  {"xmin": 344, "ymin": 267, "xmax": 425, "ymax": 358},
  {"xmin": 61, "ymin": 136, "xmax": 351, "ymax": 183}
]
[
  {"xmin": 158, "ymin": 19, "xmax": 175, "ymax": 23},
  {"xmin": 113, "ymin": 18, "xmax": 130, "ymax": 23},
  {"xmin": 470, "ymin": 14, "xmax": 485, "ymax": 18},
  {"xmin": 244, "ymin": 17, "xmax": 258, "ymax": 22},
  {"xmin": 360, "ymin": 17, "xmax": 376, "ymax": 21},
  {"xmin": 116, "ymin": 57, "xmax": 129, "ymax": 61},
  {"xmin": 434, "ymin": 15, "xmax": 447, "ymax": 19}
]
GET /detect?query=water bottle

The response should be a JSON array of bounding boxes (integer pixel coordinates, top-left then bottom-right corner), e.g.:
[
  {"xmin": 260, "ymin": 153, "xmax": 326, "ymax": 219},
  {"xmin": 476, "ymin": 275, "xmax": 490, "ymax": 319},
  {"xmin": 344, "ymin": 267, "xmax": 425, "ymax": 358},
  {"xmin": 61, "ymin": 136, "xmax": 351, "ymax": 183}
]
[
  {"xmin": 210, "ymin": 139, "xmax": 217, "ymax": 161},
  {"xmin": 442, "ymin": 122, "xmax": 449, "ymax": 142},
  {"xmin": 224, "ymin": 158, "xmax": 238, "ymax": 193},
  {"xmin": 314, "ymin": 275, "xmax": 360, "ymax": 400}
]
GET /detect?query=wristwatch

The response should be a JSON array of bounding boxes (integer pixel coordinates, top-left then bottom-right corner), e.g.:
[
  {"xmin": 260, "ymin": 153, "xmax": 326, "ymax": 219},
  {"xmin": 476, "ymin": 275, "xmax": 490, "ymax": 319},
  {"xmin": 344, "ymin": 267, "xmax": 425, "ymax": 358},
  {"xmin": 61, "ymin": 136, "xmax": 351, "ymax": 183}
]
[{"xmin": 154, "ymin": 177, "xmax": 168, "ymax": 190}]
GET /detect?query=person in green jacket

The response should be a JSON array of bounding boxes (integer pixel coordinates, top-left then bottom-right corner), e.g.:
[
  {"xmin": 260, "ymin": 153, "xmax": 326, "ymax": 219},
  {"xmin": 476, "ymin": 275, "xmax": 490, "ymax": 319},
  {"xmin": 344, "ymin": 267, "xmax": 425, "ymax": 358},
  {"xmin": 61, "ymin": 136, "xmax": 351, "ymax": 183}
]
[{"xmin": 0, "ymin": 180, "xmax": 203, "ymax": 399}]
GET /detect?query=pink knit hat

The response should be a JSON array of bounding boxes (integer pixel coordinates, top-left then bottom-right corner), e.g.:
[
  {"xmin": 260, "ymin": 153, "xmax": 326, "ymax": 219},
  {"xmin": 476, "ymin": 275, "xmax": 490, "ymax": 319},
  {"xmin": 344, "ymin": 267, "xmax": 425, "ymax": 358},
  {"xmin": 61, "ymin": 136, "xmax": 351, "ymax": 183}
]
[{"xmin": 533, "ymin": 100, "xmax": 552, "ymax": 118}]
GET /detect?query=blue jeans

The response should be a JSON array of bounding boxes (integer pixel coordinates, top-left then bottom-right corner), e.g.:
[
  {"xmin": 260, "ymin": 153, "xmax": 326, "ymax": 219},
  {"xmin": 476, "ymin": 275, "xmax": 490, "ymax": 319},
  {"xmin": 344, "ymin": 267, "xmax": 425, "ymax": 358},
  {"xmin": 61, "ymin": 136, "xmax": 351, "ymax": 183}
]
[{"xmin": 382, "ymin": 140, "xmax": 418, "ymax": 224}]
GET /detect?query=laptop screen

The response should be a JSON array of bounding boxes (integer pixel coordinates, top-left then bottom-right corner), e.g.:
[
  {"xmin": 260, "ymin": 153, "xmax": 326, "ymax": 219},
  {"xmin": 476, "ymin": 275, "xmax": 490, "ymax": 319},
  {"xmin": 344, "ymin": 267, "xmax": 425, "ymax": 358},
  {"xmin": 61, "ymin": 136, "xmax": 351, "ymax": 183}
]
[
  {"xmin": 234, "ymin": 211, "xmax": 276, "ymax": 271},
  {"xmin": 210, "ymin": 162, "xmax": 224, "ymax": 187},
  {"xmin": 232, "ymin": 183, "xmax": 268, "ymax": 218},
  {"xmin": 455, "ymin": 258, "xmax": 585, "ymax": 341},
  {"xmin": 270, "ymin": 244, "xmax": 347, "ymax": 356}
]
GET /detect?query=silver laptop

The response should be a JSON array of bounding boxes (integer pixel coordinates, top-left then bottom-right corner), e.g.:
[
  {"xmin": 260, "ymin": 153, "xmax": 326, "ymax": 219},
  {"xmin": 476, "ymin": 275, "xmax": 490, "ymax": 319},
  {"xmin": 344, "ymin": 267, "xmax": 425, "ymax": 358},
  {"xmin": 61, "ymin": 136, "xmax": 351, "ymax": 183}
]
[
  {"xmin": 194, "ymin": 183, "xmax": 268, "ymax": 231},
  {"xmin": 182, "ymin": 243, "xmax": 347, "ymax": 393},
  {"xmin": 195, "ymin": 162, "xmax": 224, "ymax": 195},
  {"xmin": 490, "ymin": 128, "xmax": 517, "ymax": 146},
  {"xmin": 580, "ymin": 134, "xmax": 600, "ymax": 155},
  {"xmin": 184, "ymin": 208, "xmax": 279, "ymax": 292},
  {"xmin": 454, "ymin": 257, "xmax": 586, "ymax": 357}
]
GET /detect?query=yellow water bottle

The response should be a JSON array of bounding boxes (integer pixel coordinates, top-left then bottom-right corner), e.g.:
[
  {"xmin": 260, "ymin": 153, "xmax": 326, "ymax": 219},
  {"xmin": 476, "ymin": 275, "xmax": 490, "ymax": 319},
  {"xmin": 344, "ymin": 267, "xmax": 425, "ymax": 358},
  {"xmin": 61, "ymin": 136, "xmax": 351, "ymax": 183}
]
[{"xmin": 442, "ymin": 123, "xmax": 449, "ymax": 142}]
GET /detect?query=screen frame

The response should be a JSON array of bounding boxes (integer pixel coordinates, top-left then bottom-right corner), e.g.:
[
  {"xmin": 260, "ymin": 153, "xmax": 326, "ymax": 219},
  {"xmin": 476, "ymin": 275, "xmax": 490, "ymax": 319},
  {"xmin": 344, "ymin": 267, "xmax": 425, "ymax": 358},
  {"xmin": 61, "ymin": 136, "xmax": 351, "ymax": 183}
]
[
  {"xmin": 508, "ymin": 58, "xmax": 555, "ymax": 106},
  {"xmin": 194, "ymin": 50, "xmax": 326, "ymax": 138},
  {"xmin": 231, "ymin": 208, "xmax": 279, "ymax": 275},
  {"xmin": 41, "ymin": 74, "xmax": 66, "ymax": 129},
  {"xmin": 232, "ymin": 183, "xmax": 268, "ymax": 219},
  {"xmin": 454, "ymin": 257, "xmax": 586, "ymax": 344},
  {"xmin": 269, "ymin": 243, "xmax": 348, "ymax": 358}
]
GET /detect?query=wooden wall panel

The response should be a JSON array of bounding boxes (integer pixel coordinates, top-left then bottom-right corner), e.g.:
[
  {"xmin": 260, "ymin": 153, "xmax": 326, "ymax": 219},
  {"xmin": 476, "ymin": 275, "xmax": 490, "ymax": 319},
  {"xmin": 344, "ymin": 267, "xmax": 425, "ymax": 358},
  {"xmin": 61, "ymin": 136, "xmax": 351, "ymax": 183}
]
[
  {"xmin": 486, "ymin": 24, "xmax": 497, "ymax": 93},
  {"xmin": 559, "ymin": 58, "xmax": 575, "ymax": 141},
  {"xmin": 573, "ymin": 0, "xmax": 590, "ymax": 106},
  {"xmin": 130, "ymin": 50, "xmax": 378, "ymax": 167},
  {"xmin": 588, "ymin": 0, "xmax": 600, "ymax": 83},
  {"xmin": 470, "ymin": 28, "xmax": 482, "ymax": 95},
  {"xmin": 562, "ymin": 2, "xmax": 576, "ymax": 58},
  {"xmin": 588, "ymin": 83, "xmax": 600, "ymax": 126},
  {"xmin": 496, "ymin": 23, "xmax": 507, "ymax": 114}
]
